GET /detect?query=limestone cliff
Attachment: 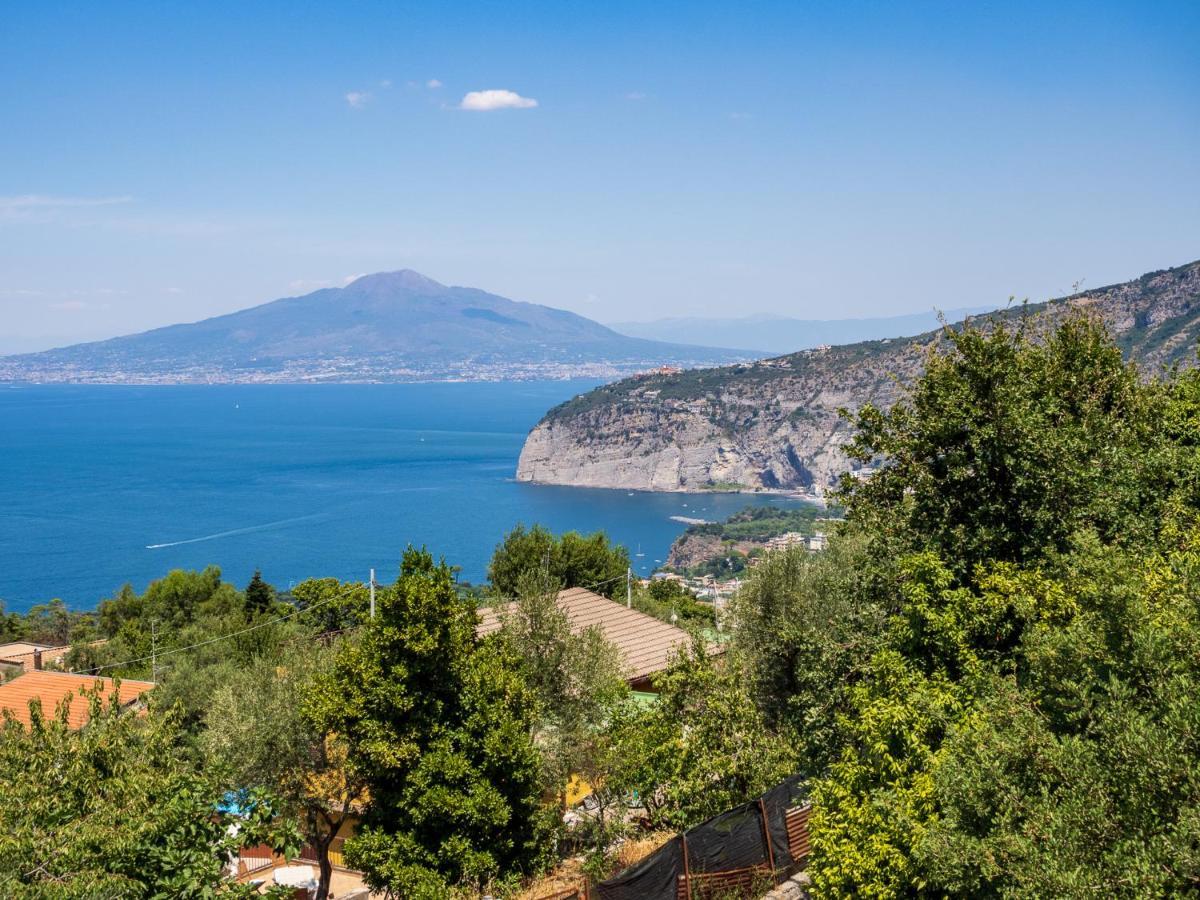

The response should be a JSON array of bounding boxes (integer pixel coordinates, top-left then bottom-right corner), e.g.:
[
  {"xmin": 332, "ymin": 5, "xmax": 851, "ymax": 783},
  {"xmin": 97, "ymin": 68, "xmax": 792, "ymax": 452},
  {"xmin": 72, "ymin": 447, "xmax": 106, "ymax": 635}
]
[{"xmin": 517, "ymin": 261, "xmax": 1200, "ymax": 493}]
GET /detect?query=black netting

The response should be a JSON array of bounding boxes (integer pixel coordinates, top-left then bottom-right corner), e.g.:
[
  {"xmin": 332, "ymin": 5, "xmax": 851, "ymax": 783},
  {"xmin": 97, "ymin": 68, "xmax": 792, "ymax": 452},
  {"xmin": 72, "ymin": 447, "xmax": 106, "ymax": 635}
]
[
  {"xmin": 685, "ymin": 801, "xmax": 767, "ymax": 873},
  {"xmin": 595, "ymin": 834, "xmax": 683, "ymax": 900},
  {"xmin": 595, "ymin": 775, "xmax": 810, "ymax": 899},
  {"xmin": 763, "ymin": 775, "xmax": 809, "ymax": 869}
]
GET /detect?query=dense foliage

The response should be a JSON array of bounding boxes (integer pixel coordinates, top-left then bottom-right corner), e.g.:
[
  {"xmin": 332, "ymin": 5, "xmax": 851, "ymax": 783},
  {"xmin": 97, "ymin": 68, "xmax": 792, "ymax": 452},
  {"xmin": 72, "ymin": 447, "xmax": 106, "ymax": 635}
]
[
  {"xmin": 730, "ymin": 312, "xmax": 1200, "ymax": 897},
  {"xmin": 604, "ymin": 643, "xmax": 796, "ymax": 833},
  {"xmin": 0, "ymin": 689, "xmax": 296, "ymax": 898},
  {"xmin": 493, "ymin": 571, "xmax": 630, "ymax": 814}
]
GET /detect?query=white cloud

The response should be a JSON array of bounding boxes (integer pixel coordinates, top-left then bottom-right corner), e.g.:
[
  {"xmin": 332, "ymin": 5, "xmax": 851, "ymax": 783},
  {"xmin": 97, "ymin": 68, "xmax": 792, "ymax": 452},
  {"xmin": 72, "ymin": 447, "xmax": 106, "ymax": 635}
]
[
  {"xmin": 342, "ymin": 273, "xmax": 366, "ymax": 286},
  {"xmin": 167, "ymin": 286, "xmax": 184, "ymax": 294},
  {"xmin": 626, "ymin": 91, "xmax": 646, "ymax": 101},
  {"xmin": 380, "ymin": 79, "xmax": 393, "ymax": 89},
  {"xmin": 427, "ymin": 79, "xmax": 442, "ymax": 89},
  {"xmin": 345, "ymin": 91, "xmax": 371, "ymax": 109},
  {"xmin": 459, "ymin": 89, "xmax": 538, "ymax": 111}
]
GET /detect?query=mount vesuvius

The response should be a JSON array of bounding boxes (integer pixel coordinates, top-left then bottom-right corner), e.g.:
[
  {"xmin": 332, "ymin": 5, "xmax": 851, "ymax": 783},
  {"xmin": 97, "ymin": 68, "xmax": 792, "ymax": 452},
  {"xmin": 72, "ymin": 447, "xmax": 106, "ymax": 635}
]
[{"xmin": 0, "ymin": 270, "xmax": 752, "ymax": 384}]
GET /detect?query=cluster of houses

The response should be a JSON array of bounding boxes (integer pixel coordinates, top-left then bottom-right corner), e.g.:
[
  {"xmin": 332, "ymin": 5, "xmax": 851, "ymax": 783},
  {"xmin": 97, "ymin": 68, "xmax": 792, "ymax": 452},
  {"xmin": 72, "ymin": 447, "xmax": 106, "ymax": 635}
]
[{"xmin": 760, "ymin": 531, "xmax": 827, "ymax": 554}]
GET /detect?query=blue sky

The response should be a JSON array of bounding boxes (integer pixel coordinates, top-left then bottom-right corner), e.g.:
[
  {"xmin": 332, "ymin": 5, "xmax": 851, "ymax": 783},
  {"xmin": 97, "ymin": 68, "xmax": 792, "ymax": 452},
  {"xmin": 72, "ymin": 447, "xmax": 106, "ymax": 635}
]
[{"xmin": 1, "ymin": 0, "xmax": 1197, "ymax": 350}]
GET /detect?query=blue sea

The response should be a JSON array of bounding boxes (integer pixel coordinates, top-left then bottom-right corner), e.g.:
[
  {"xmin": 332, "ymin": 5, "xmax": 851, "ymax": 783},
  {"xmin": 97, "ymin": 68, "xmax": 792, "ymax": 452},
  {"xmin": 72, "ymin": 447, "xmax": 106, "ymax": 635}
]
[{"xmin": 0, "ymin": 382, "xmax": 800, "ymax": 612}]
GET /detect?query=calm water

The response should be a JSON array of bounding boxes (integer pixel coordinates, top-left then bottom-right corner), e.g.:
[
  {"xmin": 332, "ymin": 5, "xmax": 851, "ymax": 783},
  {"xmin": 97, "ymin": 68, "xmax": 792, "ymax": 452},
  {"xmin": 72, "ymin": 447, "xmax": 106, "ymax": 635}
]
[{"xmin": 0, "ymin": 382, "xmax": 799, "ymax": 611}]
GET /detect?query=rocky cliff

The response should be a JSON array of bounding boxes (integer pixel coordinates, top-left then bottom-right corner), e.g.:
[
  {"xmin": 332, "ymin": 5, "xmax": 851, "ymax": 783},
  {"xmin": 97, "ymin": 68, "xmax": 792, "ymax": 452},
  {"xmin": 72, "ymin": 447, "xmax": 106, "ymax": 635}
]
[{"xmin": 517, "ymin": 261, "xmax": 1200, "ymax": 494}]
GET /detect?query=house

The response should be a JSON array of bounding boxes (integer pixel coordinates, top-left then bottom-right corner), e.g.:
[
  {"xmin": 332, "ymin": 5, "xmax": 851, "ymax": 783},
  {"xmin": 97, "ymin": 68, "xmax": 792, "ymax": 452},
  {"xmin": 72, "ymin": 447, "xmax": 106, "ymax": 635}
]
[
  {"xmin": 476, "ymin": 587, "xmax": 697, "ymax": 691},
  {"xmin": 0, "ymin": 670, "xmax": 154, "ymax": 729},
  {"xmin": 0, "ymin": 639, "xmax": 106, "ymax": 677},
  {"xmin": 765, "ymin": 532, "xmax": 807, "ymax": 552}
]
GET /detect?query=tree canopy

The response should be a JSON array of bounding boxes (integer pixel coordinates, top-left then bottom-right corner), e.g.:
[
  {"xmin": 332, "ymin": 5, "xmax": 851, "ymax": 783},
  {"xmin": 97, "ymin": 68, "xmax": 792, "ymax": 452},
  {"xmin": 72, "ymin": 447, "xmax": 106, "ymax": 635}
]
[{"xmin": 488, "ymin": 524, "xmax": 631, "ymax": 600}]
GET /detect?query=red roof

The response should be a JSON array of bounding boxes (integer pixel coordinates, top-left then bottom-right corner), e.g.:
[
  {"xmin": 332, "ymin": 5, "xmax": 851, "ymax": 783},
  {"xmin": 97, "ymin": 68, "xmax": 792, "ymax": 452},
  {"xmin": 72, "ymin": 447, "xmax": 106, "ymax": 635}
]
[
  {"xmin": 477, "ymin": 587, "xmax": 695, "ymax": 682},
  {"xmin": 0, "ymin": 671, "xmax": 154, "ymax": 729}
]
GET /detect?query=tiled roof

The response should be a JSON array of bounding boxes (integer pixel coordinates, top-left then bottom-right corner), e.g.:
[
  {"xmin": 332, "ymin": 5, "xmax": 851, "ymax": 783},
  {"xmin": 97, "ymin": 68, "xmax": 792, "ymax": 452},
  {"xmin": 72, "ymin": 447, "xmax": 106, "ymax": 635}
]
[
  {"xmin": 477, "ymin": 587, "xmax": 694, "ymax": 682},
  {"xmin": 0, "ymin": 671, "xmax": 155, "ymax": 729}
]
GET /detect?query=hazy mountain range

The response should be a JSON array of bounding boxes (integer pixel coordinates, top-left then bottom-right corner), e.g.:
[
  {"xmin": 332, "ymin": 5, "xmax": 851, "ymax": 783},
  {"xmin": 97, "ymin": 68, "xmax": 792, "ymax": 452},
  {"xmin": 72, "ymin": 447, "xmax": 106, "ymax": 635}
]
[
  {"xmin": 0, "ymin": 271, "xmax": 752, "ymax": 384},
  {"xmin": 608, "ymin": 306, "xmax": 998, "ymax": 355}
]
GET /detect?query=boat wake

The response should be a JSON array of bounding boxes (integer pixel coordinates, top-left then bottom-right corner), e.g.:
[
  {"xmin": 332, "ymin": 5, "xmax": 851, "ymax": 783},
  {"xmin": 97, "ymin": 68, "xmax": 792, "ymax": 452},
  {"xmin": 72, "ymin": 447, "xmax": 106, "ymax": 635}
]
[{"xmin": 146, "ymin": 513, "xmax": 327, "ymax": 549}]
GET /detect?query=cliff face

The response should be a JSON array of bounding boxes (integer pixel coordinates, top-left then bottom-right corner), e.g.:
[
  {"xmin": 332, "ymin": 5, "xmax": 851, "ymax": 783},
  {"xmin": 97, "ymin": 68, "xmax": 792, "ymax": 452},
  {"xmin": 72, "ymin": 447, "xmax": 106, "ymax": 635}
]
[{"xmin": 517, "ymin": 261, "xmax": 1200, "ymax": 494}]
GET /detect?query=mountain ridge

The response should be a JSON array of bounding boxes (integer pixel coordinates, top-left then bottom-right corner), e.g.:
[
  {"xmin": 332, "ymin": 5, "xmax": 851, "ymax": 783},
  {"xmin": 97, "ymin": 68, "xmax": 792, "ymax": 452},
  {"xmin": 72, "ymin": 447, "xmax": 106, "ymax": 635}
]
[
  {"xmin": 0, "ymin": 270, "xmax": 752, "ymax": 383},
  {"xmin": 517, "ymin": 260, "xmax": 1200, "ymax": 494}
]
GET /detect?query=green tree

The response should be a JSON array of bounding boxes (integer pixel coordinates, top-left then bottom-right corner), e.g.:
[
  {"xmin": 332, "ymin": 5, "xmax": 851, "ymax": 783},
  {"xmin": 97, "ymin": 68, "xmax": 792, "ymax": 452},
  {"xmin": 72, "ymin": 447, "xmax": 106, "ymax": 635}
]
[
  {"xmin": 841, "ymin": 314, "xmax": 1174, "ymax": 581},
  {"xmin": 0, "ymin": 602, "xmax": 30, "ymax": 644},
  {"xmin": 730, "ymin": 534, "xmax": 888, "ymax": 773},
  {"xmin": 606, "ymin": 643, "xmax": 796, "ymax": 832},
  {"xmin": 637, "ymin": 578, "xmax": 715, "ymax": 628},
  {"xmin": 23, "ymin": 599, "xmax": 73, "ymax": 646},
  {"xmin": 0, "ymin": 690, "xmax": 297, "ymax": 898},
  {"xmin": 488, "ymin": 524, "xmax": 631, "ymax": 600},
  {"xmin": 311, "ymin": 548, "xmax": 551, "ymax": 897},
  {"xmin": 243, "ymin": 569, "xmax": 275, "ymax": 617},
  {"xmin": 494, "ymin": 571, "xmax": 629, "ymax": 813},
  {"xmin": 204, "ymin": 645, "xmax": 368, "ymax": 900},
  {"xmin": 291, "ymin": 576, "xmax": 371, "ymax": 634}
]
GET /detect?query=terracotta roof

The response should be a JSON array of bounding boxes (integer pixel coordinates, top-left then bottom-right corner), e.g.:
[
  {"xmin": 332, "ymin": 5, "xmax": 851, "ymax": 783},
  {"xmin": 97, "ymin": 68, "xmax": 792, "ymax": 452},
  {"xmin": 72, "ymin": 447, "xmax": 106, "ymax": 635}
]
[
  {"xmin": 477, "ymin": 587, "xmax": 694, "ymax": 682},
  {"xmin": 0, "ymin": 671, "xmax": 155, "ymax": 730}
]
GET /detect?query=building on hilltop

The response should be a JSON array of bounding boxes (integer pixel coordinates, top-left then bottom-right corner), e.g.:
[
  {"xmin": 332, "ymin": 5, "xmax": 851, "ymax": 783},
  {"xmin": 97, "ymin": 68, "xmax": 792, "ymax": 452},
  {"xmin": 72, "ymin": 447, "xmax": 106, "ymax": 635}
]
[
  {"xmin": 0, "ymin": 670, "xmax": 154, "ymax": 729},
  {"xmin": 477, "ymin": 586, "xmax": 701, "ymax": 691}
]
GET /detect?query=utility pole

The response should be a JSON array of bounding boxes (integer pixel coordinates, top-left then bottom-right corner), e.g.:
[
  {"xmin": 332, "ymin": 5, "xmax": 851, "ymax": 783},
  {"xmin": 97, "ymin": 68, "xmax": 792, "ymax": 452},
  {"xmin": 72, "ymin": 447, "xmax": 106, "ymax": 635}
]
[
  {"xmin": 626, "ymin": 566, "xmax": 632, "ymax": 608},
  {"xmin": 150, "ymin": 619, "xmax": 158, "ymax": 683},
  {"xmin": 369, "ymin": 568, "xmax": 376, "ymax": 619}
]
